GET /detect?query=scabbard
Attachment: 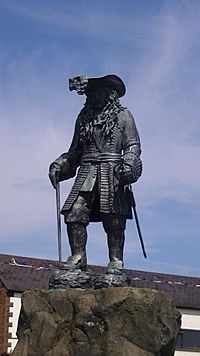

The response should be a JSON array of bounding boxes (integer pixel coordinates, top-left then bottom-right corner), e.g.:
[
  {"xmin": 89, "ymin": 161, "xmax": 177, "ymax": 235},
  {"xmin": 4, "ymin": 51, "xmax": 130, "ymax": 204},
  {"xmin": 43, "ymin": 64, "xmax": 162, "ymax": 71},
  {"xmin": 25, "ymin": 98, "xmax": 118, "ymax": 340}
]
[{"xmin": 131, "ymin": 192, "xmax": 147, "ymax": 259}]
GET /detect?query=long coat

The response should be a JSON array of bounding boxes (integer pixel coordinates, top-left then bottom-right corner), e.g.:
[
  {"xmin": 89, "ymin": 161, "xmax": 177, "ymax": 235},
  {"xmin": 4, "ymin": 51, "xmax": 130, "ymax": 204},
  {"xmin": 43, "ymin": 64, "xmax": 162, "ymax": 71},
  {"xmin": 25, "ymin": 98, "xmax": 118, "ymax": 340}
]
[{"xmin": 52, "ymin": 109, "xmax": 142, "ymax": 221}]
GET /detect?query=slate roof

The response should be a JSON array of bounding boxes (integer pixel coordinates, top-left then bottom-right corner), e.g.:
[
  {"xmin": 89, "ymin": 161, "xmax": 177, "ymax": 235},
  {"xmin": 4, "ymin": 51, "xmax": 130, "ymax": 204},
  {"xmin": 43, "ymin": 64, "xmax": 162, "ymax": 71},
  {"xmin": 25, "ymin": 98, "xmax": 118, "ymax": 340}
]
[{"xmin": 0, "ymin": 253, "xmax": 200, "ymax": 309}]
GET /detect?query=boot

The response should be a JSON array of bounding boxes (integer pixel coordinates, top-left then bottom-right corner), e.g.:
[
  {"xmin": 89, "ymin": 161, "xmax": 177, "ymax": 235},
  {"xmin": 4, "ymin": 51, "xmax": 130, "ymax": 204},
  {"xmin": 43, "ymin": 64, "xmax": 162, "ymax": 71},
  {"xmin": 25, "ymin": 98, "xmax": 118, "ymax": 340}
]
[
  {"xmin": 62, "ymin": 222, "xmax": 87, "ymax": 271},
  {"xmin": 106, "ymin": 230, "xmax": 125, "ymax": 274}
]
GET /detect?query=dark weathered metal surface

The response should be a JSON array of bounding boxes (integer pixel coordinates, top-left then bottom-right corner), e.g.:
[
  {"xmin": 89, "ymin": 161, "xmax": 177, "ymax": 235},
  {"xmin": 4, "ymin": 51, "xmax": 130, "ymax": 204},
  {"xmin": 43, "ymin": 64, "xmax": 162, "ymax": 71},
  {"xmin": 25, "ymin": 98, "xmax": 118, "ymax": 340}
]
[
  {"xmin": 49, "ymin": 268, "xmax": 130, "ymax": 289},
  {"xmin": 56, "ymin": 183, "xmax": 62, "ymax": 266},
  {"xmin": 49, "ymin": 74, "xmax": 144, "ymax": 272}
]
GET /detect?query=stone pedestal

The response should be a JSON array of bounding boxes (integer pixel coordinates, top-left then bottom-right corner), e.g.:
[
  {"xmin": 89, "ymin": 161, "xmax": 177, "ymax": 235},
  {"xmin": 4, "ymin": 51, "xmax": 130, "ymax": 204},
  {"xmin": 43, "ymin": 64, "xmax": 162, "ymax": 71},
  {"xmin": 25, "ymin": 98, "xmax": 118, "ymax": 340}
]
[{"xmin": 13, "ymin": 287, "xmax": 181, "ymax": 356}]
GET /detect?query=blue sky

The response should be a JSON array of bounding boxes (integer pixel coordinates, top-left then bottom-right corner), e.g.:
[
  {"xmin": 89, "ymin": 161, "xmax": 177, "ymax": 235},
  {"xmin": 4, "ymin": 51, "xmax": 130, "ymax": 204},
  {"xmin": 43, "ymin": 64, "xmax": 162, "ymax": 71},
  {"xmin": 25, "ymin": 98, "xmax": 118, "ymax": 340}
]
[{"xmin": 1, "ymin": 0, "xmax": 200, "ymax": 277}]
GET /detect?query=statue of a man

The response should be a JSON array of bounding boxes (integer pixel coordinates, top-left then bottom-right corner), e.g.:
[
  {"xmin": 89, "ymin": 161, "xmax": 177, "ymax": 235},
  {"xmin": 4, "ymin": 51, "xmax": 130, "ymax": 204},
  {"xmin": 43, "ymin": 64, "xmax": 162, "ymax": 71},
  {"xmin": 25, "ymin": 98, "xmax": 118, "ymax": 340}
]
[{"xmin": 49, "ymin": 75, "xmax": 142, "ymax": 274}]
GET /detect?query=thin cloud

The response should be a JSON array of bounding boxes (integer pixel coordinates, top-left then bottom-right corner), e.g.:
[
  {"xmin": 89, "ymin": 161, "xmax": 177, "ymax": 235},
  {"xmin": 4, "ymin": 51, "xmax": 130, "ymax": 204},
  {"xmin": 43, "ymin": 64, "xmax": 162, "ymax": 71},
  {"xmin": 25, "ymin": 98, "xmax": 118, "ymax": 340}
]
[
  {"xmin": 0, "ymin": 1, "xmax": 200, "ymax": 276},
  {"xmin": 120, "ymin": 6, "xmax": 200, "ymax": 208},
  {"xmin": 3, "ymin": 1, "xmax": 162, "ymax": 45}
]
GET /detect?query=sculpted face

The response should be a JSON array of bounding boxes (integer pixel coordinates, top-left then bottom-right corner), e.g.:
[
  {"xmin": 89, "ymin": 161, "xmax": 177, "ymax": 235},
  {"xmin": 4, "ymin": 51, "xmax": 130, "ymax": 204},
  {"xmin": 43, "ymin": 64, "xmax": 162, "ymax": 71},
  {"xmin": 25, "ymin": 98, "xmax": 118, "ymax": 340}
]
[{"xmin": 87, "ymin": 87, "xmax": 111, "ymax": 110}]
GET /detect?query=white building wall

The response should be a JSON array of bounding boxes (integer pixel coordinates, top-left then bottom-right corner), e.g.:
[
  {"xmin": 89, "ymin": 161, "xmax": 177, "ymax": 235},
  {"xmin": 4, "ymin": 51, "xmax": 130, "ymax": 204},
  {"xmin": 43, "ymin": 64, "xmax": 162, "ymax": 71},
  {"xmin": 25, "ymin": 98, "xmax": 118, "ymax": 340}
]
[
  {"xmin": 174, "ymin": 308, "xmax": 200, "ymax": 356},
  {"xmin": 7, "ymin": 293, "xmax": 22, "ymax": 354},
  {"xmin": 175, "ymin": 352, "xmax": 200, "ymax": 356},
  {"xmin": 179, "ymin": 308, "xmax": 200, "ymax": 330}
]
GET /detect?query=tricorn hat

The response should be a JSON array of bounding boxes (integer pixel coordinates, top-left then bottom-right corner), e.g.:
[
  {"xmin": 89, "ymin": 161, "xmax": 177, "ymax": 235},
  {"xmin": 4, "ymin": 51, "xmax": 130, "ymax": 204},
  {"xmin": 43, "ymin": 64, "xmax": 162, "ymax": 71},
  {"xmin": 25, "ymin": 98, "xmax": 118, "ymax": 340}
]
[{"xmin": 69, "ymin": 74, "xmax": 126, "ymax": 97}]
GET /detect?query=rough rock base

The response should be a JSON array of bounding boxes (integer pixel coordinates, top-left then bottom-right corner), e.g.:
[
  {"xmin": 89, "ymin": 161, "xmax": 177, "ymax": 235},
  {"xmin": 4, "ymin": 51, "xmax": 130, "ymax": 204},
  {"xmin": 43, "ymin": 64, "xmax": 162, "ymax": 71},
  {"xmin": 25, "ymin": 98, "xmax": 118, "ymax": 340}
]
[
  {"xmin": 49, "ymin": 268, "xmax": 130, "ymax": 289},
  {"xmin": 13, "ymin": 287, "xmax": 181, "ymax": 356}
]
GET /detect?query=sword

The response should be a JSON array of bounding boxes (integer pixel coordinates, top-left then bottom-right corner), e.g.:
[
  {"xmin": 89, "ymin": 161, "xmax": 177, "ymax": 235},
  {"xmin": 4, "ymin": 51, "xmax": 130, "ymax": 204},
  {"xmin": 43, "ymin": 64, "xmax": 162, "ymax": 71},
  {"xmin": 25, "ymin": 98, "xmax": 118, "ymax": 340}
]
[
  {"xmin": 131, "ymin": 192, "xmax": 147, "ymax": 259},
  {"xmin": 56, "ymin": 182, "xmax": 62, "ymax": 268}
]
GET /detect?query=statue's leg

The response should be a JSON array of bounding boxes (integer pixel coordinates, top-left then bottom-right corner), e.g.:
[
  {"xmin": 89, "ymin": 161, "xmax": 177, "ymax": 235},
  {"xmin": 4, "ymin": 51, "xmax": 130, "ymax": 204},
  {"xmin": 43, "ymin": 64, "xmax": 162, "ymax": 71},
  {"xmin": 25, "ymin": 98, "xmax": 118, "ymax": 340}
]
[
  {"xmin": 63, "ymin": 194, "xmax": 91, "ymax": 270},
  {"xmin": 102, "ymin": 215, "xmax": 126, "ymax": 274},
  {"xmin": 64, "ymin": 222, "xmax": 88, "ymax": 270}
]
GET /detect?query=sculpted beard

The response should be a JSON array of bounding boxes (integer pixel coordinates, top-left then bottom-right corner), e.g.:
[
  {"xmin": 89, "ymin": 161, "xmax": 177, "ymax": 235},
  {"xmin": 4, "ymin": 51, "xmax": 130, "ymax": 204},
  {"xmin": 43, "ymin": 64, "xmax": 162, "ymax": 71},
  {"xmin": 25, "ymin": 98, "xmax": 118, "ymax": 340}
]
[{"xmin": 78, "ymin": 89, "xmax": 126, "ymax": 142}]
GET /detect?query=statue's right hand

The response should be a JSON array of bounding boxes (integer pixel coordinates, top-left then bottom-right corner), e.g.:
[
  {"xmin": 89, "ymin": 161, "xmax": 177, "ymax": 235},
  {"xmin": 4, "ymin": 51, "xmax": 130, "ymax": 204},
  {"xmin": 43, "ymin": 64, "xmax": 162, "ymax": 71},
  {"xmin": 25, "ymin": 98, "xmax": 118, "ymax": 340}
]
[{"xmin": 49, "ymin": 164, "xmax": 60, "ymax": 189}]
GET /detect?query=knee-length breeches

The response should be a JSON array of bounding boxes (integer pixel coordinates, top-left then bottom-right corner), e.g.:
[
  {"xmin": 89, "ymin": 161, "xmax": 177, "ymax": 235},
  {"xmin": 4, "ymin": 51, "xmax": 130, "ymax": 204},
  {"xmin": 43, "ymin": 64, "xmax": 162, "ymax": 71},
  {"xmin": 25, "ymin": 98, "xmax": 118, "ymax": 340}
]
[{"xmin": 64, "ymin": 190, "xmax": 126, "ymax": 233}]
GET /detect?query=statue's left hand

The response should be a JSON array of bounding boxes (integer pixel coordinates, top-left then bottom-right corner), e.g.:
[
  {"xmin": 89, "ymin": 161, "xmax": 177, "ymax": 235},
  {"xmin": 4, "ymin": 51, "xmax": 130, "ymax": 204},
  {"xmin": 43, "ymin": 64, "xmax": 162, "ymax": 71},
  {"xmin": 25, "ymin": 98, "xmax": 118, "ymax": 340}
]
[
  {"xmin": 114, "ymin": 163, "xmax": 137, "ymax": 186},
  {"xmin": 49, "ymin": 164, "xmax": 60, "ymax": 189}
]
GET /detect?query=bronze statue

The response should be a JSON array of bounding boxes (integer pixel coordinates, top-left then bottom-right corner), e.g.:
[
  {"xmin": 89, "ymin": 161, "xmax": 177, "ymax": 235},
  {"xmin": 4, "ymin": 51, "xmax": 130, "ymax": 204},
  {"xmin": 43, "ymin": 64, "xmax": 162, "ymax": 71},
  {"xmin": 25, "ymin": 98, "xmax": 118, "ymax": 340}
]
[{"xmin": 49, "ymin": 75, "xmax": 143, "ymax": 274}]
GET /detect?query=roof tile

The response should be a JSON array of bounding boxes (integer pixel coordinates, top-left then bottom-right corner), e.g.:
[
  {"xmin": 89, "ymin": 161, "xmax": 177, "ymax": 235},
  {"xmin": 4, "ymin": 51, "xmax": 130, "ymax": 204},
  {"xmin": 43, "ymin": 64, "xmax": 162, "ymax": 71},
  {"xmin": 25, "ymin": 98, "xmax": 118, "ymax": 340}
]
[{"xmin": 0, "ymin": 253, "xmax": 199, "ymax": 309}]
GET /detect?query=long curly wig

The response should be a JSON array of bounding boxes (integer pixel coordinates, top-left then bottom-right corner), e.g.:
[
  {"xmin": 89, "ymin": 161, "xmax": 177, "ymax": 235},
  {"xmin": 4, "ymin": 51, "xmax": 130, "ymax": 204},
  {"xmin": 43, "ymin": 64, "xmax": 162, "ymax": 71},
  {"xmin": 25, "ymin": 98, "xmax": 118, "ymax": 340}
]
[{"xmin": 78, "ymin": 89, "xmax": 125, "ymax": 142}]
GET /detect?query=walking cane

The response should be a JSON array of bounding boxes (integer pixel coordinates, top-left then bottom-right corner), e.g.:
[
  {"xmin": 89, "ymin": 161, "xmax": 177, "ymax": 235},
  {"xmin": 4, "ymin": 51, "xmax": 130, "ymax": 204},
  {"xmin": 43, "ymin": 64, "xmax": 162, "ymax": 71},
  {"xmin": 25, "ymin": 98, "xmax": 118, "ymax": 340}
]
[{"xmin": 56, "ymin": 182, "xmax": 62, "ymax": 268}]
